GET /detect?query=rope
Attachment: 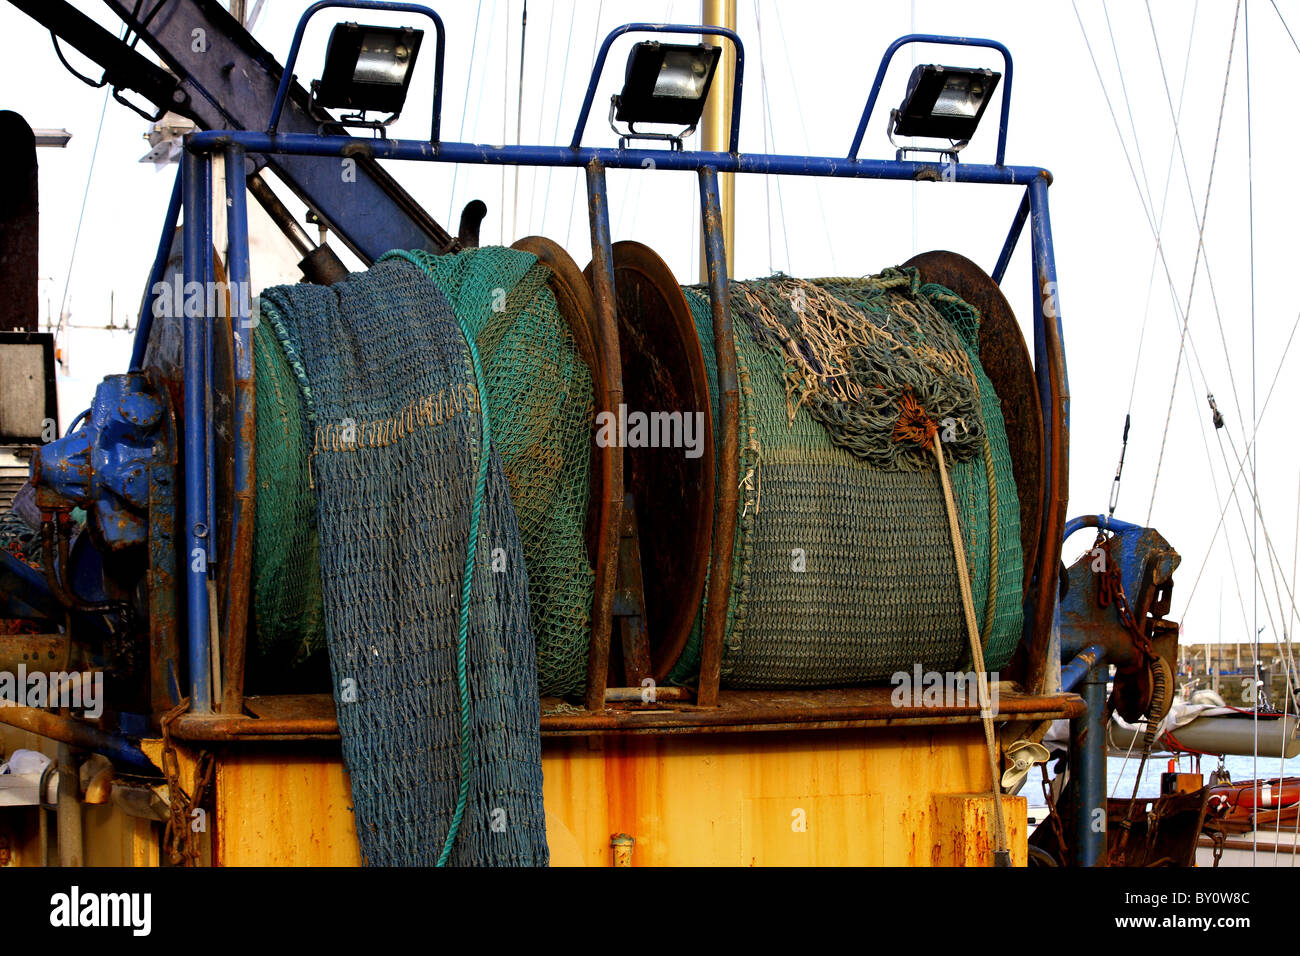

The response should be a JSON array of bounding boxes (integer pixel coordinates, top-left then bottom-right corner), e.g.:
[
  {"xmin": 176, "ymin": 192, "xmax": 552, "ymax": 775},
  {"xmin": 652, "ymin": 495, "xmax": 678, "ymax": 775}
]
[
  {"xmin": 438, "ymin": 313, "xmax": 491, "ymax": 867},
  {"xmin": 895, "ymin": 390, "xmax": 1011, "ymax": 864},
  {"xmin": 981, "ymin": 435, "xmax": 1000, "ymax": 650}
]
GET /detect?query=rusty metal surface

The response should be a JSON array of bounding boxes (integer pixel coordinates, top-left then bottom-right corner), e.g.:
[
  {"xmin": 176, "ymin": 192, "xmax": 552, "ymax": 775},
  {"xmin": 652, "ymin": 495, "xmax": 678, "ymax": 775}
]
[
  {"xmin": 614, "ymin": 492, "xmax": 653, "ymax": 685},
  {"xmin": 580, "ymin": 160, "xmax": 624, "ymax": 712},
  {"xmin": 0, "ymin": 633, "xmax": 68, "ymax": 673},
  {"xmin": 903, "ymin": 250, "xmax": 1044, "ymax": 596},
  {"xmin": 584, "ymin": 241, "xmax": 714, "ymax": 684},
  {"xmin": 222, "ymin": 283, "xmax": 254, "ymax": 717},
  {"xmin": 147, "ymin": 369, "xmax": 181, "ymax": 717},
  {"xmin": 510, "ymin": 235, "xmax": 612, "ymax": 563},
  {"xmin": 540, "ymin": 687, "xmax": 1086, "ymax": 736},
  {"xmin": 149, "ymin": 687, "xmax": 1083, "ymax": 741},
  {"xmin": 1030, "ymin": 264, "xmax": 1070, "ymax": 693},
  {"xmin": 697, "ymin": 172, "xmax": 739, "ymax": 708}
]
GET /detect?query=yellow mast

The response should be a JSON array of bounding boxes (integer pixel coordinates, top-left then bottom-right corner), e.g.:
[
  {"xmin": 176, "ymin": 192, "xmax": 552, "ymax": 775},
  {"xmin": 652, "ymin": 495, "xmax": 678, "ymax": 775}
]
[{"xmin": 700, "ymin": 0, "xmax": 736, "ymax": 281}]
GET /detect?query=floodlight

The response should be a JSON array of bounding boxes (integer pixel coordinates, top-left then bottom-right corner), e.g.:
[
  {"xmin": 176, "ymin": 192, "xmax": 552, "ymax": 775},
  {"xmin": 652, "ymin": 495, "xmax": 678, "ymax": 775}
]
[
  {"xmin": 610, "ymin": 41, "xmax": 721, "ymax": 147},
  {"xmin": 891, "ymin": 64, "xmax": 1000, "ymax": 143},
  {"xmin": 313, "ymin": 22, "xmax": 423, "ymax": 126}
]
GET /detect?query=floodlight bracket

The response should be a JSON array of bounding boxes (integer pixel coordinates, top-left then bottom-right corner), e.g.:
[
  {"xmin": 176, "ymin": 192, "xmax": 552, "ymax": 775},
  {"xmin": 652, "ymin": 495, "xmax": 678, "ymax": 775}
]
[
  {"xmin": 608, "ymin": 98, "xmax": 693, "ymax": 151},
  {"xmin": 886, "ymin": 108, "xmax": 967, "ymax": 164},
  {"xmin": 268, "ymin": 1, "xmax": 446, "ymax": 142}
]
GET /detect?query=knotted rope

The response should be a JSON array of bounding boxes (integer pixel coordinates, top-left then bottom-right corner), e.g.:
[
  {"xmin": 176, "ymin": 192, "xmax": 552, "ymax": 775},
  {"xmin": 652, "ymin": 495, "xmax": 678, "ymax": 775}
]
[{"xmin": 895, "ymin": 389, "xmax": 1011, "ymax": 866}]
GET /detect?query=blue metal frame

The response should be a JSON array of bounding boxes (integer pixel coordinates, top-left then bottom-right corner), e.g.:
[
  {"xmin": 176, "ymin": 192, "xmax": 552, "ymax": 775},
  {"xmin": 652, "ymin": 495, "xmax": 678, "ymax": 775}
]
[
  {"xmin": 848, "ymin": 34, "xmax": 1014, "ymax": 165},
  {"xmin": 177, "ymin": 14, "xmax": 1070, "ymax": 792},
  {"xmin": 267, "ymin": 1, "xmax": 447, "ymax": 141},
  {"xmin": 570, "ymin": 22, "xmax": 745, "ymax": 152},
  {"xmin": 130, "ymin": 164, "xmax": 183, "ymax": 373},
  {"xmin": 181, "ymin": 149, "xmax": 212, "ymax": 713}
]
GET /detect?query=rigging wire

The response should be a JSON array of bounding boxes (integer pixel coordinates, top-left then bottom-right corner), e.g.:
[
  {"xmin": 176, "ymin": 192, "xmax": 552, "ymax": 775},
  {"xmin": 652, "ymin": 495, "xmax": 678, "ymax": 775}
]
[
  {"xmin": 54, "ymin": 79, "xmax": 113, "ymax": 346},
  {"xmin": 511, "ymin": 0, "xmax": 527, "ymax": 243},
  {"xmin": 1180, "ymin": 306, "xmax": 1300, "ymax": 623},
  {"xmin": 1102, "ymin": 2, "xmax": 1157, "ymax": 219},
  {"xmin": 537, "ymin": 0, "xmax": 579, "ymax": 235},
  {"xmin": 754, "ymin": 0, "xmax": 792, "ymax": 273},
  {"xmin": 1080, "ymin": 2, "xmax": 1284, "ymax": 655},
  {"xmin": 617, "ymin": 0, "xmax": 675, "ymax": 243},
  {"xmin": 1089, "ymin": 3, "xmax": 1300, "ymax": 792},
  {"xmin": 500, "ymin": 0, "xmax": 509, "ymax": 243},
  {"xmin": 1120, "ymin": 1, "xmax": 1199, "ymax": 426},
  {"xmin": 1142, "ymin": 1, "xmax": 1300, "ymax": 708},
  {"xmin": 769, "ymin": 0, "xmax": 836, "ymax": 273},
  {"xmin": 565, "ymin": 0, "xmax": 605, "ymax": 251},
  {"xmin": 1244, "ymin": 3, "xmax": 1261, "ymax": 860},
  {"xmin": 523, "ymin": 0, "xmax": 558, "ymax": 236},
  {"xmin": 446, "ymin": 0, "xmax": 487, "ymax": 226},
  {"xmin": 1146, "ymin": 0, "xmax": 1242, "ymax": 526},
  {"xmin": 1146, "ymin": 0, "xmax": 1250, "ymax": 441},
  {"xmin": 1270, "ymin": 0, "xmax": 1300, "ymax": 55}
]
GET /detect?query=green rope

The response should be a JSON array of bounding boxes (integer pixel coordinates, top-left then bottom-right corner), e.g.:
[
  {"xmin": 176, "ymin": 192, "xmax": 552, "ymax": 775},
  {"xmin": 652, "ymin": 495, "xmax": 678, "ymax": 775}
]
[{"xmin": 437, "ymin": 313, "xmax": 491, "ymax": 867}]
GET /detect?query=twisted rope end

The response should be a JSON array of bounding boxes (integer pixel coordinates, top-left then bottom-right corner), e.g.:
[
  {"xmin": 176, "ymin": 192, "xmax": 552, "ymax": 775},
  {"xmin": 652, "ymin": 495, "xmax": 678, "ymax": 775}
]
[{"xmin": 892, "ymin": 390, "xmax": 938, "ymax": 451}]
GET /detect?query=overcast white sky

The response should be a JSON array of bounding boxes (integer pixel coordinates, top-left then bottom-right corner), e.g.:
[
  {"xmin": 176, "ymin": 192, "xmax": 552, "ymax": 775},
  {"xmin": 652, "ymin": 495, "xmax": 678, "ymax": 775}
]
[{"xmin": 3, "ymin": 0, "xmax": 1298, "ymax": 653}]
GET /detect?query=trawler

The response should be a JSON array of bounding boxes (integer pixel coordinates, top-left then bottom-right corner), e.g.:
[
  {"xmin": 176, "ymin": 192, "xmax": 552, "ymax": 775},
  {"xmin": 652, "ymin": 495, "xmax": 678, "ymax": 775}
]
[{"xmin": 0, "ymin": 0, "xmax": 1286, "ymax": 870}]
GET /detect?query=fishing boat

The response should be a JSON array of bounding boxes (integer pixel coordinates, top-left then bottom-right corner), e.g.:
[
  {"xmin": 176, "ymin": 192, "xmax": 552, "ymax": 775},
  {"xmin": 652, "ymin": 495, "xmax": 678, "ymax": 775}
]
[{"xmin": 0, "ymin": 0, "xmax": 1277, "ymax": 872}]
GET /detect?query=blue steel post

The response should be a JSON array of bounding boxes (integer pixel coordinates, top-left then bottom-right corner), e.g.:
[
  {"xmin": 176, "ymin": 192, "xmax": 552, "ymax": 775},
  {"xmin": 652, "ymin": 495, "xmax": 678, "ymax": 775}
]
[
  {"xmin": 696, "ymin": 166, "xmax": 738, "ymax": 708},
  {"xmin": 1071, "ymin": 657, "xmax": 1108, "ymax": 866},
  {"xmin": 182, "ymin": 147, "xmax": 212, "ymax": 713},
  {"xmin": 130, "ymin": 165, "xmax": 183, "ymax": 373},
  {"xmin": 991, "ymin": 189, "xmax": 1029, "ymax": 286},
  {"xmin": 203, "ymin": 156, "xmax": 216, "ymax": 569}
]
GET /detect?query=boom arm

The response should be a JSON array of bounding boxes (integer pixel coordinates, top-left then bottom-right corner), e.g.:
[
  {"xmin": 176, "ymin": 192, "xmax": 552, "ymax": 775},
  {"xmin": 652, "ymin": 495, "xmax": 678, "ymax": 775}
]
[{"xmin": 7, "ymin": 0, "xmax": 458, "ymax": 262}]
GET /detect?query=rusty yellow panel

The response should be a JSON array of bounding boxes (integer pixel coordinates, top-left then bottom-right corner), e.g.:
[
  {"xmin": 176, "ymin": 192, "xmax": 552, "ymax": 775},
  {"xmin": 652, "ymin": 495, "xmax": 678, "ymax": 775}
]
[
  {"xmin": 740, "ymin": 795, "xmax": 880, "ymax": 865},
  {"xmin": 930, "ymin": 793, "xmax": 1028, "ymax": 866},
  {"xmin": 540, "ymin": 725, "xmax": 1007, "ymax": 866},
  {"xmin": 82, "ymin": 805, "xmax": 159, "ymax": 867},
  {"xmin": 215, "ymin": 751, "xmax": 361, "ymax": 866}
]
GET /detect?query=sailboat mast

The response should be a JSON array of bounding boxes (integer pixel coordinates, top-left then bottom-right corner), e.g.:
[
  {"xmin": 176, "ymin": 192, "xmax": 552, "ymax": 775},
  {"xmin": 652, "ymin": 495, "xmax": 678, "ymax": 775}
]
[{"xmin": 700, "ymin": 0, "xmax": 736, "ymax": 281}]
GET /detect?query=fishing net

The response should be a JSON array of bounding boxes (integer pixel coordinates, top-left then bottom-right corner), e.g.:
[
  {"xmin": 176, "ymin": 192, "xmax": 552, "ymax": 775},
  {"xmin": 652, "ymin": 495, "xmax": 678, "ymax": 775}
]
[
  {"xmin": 670, "ymin": 268, "xmax": 1022, "ymax": 688},
  {"xmin": 249, "ymin": 316, "xmax": 326, "ymax": 678},
  {"xmin": 251, "ymin": 246, "xmax": 596, "ymax": 698},
  {"xmin": 259, "ymin": 257, "xmax": 548, "ymax": 866},
  {"xmin": 383, "ymin": 248, "xmax": 596, "ymax": 698}
]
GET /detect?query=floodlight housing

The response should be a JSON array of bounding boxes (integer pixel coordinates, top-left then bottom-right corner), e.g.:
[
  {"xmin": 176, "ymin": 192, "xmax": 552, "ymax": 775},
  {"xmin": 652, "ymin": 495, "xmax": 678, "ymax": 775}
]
[
  {"xmin": 314, "ymin": 22, "xmax": 423, "ymax": 119},
  {"xmin": 613, "ymin": 41, "xmax": 721, "ymax": 128},
  {"xmin": 892, "ymin": 64, "xmax": 1000, "ymax": 142}
]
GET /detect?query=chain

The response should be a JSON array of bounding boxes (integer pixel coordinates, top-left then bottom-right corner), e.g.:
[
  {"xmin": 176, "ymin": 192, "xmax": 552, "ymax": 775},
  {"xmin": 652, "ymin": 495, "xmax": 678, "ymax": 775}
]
[
  {"xmin": 160, "ymin": 699, "xmax": 214, "ymax": 866},
  {"xmin": 1094, "ymin": 532, "xmax": 1153, "ymax": 657},
  {"xmin": 1039, "ymin": 762, "xmax": 1069, "ymax": 866}
]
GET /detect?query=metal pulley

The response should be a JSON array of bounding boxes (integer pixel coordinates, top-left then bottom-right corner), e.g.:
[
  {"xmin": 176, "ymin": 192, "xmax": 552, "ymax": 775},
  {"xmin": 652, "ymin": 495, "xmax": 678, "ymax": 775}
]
[{"xmin": 1001, "ymin": 739, "xmax": 1050, "ymax": 791}]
